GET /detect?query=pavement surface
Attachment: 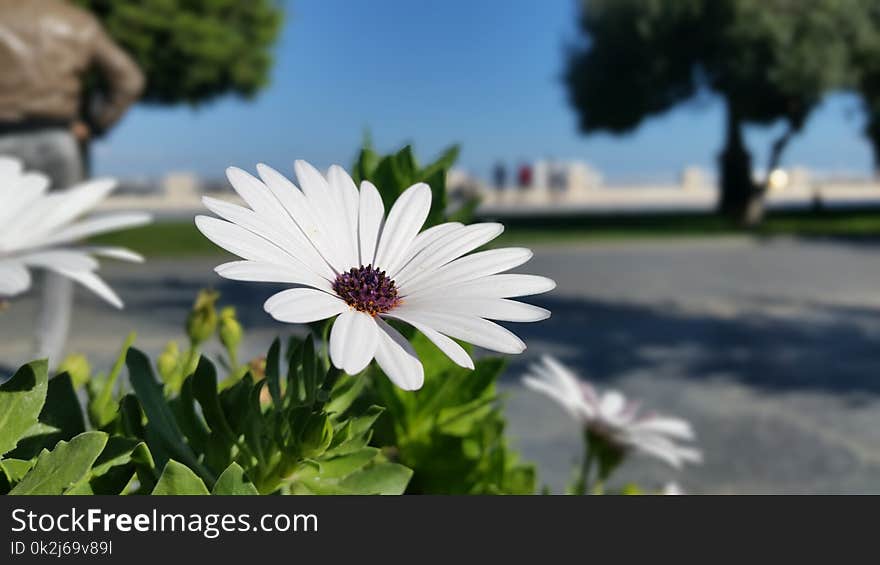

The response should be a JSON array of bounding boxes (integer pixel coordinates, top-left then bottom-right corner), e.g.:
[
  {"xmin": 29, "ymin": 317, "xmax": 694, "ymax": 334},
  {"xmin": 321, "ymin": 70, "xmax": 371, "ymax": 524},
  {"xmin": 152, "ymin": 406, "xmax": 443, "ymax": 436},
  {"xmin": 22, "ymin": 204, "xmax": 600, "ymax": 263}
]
[{"xmin": 4, "ymin": 236, "xmax": 880, "ymax": 493}]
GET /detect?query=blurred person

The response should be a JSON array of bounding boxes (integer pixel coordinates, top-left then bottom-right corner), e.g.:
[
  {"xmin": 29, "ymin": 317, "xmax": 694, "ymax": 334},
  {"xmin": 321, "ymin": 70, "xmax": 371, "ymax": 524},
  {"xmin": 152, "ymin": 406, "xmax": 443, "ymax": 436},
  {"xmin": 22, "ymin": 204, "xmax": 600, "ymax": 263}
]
[
  {"xmin": 492, "ymin": 161, "xmax": 506, "ymax": 190},
  {"xmin": 0, "ymin": 0, "xmax": 144, "ymax": 365},
  {"xmin": 517, "ymin": 161, "xmax": 532, "ymax": 189}
]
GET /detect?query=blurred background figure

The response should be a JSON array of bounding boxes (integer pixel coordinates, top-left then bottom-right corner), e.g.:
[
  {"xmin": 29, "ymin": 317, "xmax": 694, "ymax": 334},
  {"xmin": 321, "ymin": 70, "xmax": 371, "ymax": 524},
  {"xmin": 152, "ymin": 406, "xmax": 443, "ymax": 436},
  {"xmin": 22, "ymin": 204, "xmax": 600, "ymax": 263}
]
[
  {"xmin": 517, "ymin": 161, "xmax": 532, "ymax": 189},
  {"xmin": 493, "ymin": 160, "xmax": 506, "ymax": 190},
  {"xmin": 0, "ymin": 0, "xmax": 144, "ymax": 365}
]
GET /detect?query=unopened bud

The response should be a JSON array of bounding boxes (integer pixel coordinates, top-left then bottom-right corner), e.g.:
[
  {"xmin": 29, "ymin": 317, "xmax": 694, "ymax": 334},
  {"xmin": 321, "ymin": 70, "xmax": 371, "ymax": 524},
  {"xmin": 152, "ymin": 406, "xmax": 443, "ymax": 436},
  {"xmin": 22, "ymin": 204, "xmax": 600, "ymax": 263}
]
[
  {"xmin": 186, "ymin": 289, "xmax": 219, "ymax": 345},
  {"xmin": 218, "ymin": 306, "xmax": 243, "ymax": 353},
  {"xmin": 58, "ymin": 353, "xmax": 91, "ymax": 388}
]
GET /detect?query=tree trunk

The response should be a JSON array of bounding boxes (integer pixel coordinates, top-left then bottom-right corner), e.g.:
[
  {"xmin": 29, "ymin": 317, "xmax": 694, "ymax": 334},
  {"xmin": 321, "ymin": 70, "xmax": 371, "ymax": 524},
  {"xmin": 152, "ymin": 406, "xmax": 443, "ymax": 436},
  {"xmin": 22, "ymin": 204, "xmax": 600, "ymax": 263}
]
[{"xmin": 718, "ymin": 102, "xmax": 764, "ymax": 227}]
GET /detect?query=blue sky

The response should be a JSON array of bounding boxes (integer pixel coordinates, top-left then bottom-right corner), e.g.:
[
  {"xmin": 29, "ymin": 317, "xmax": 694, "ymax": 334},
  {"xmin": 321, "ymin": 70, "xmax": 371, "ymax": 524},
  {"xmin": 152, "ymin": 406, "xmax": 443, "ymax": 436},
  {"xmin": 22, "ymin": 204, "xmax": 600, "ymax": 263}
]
[{"xmin": 93, "ymin": 0, "xmax": 876, "ymax": 183}]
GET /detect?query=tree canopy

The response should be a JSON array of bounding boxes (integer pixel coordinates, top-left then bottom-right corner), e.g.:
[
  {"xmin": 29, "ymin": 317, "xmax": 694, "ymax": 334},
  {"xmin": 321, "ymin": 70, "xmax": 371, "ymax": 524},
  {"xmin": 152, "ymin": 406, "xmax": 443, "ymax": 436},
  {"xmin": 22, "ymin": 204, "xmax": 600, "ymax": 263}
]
[
  {"xmin": 564, "ymin": 0, "xmax": 860, "ymax": 223},
  {"xmin": 76, "ymin": 0, "xmax": 283, "ymax": 106}
]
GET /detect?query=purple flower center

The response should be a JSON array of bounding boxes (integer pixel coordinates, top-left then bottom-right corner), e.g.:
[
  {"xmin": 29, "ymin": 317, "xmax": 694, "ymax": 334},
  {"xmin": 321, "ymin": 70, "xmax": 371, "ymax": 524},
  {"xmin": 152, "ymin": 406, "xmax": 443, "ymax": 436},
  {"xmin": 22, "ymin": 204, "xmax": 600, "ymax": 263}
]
[{"xmin": 332, "ymin": 265, "xmax": 400, "ymax": 316}]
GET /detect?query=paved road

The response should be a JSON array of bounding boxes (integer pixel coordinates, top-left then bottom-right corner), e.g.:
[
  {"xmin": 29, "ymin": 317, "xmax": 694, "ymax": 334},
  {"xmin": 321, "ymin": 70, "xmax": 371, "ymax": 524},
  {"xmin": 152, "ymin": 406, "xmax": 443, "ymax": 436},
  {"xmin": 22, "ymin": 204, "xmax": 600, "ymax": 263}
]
[{"xmin": 4, "ymin": 236, "xmax": 880, "ymax": 493}]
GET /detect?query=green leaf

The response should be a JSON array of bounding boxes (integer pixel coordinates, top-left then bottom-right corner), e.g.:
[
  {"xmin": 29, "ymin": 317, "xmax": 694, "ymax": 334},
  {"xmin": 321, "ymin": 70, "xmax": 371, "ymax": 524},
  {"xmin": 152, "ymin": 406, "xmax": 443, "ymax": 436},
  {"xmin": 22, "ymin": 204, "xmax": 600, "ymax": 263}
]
[
  {"xmin": 265, "ymin": 338, "xmax": 282, "ymax": 408},
  {"xmin": 66, "ymin": 437, "xmax": 155, "ymax": 495},
  {"xmin": 421, "ymin": 144, "xmax": 460, "ymax": 178},
  {"xmin": 422, "ymin": 168, "xmax": 448, "ymax": 228},
  {"xmin": 9, "ymin": 373, "xmax": 85, "ymax": 459},
  {"xmin": 89, "ymin": 332, "xmax": 136, "ymax": 428},
  {"xmin": 338, "ymin": 462, "xmax": 412, "ymax": 495},
  {"xmin": 212, "ymin": 463, "xmax": 259, "ymax": 495},
  {"xmin": 193, "ymin": 356, "xmax": 237, "ymax": 445},
  {"xmin": 9, "ymin": 431, "xmax": 108, "ymax": 495},
  {"xmin": 127, "ymin": 348, "xmax": 211, "ymax": 484},
  {"xmin": 297, "ymin": 448, "xmax": 380, "ymax": 481},
  {"xmin": 152, "ymin": 460, "xmax": 210, "ymax": 495},
  {"xmin": 324, "ymin": 372, "xmax": 367, "ymax": 416},
  {"xmin": 394, "ymin": 145, "xmax": 418, "ymax": 181},
  {"xmin": 352, "ymin": 146, "xmax": 380, "ymax": 185},
  {"xmin": 171, "ymin": 377, "xmax": 210, "ymax": 453},
  {"xmin": 0, "ymin": 459, "xmax": 34, "ymax": 484},
  {"xmin": 0, "ymin": 360, "xmax": 48, "ymax": 456}
]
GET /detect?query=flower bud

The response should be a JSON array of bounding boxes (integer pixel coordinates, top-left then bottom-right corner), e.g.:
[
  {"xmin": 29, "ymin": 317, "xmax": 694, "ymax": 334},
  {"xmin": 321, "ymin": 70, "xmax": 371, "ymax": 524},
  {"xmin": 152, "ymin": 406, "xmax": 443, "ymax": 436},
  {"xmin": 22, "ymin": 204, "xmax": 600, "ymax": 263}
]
[
  {"xmin": 157, "ymin": 341, "xmax": 181, "ymax": 384},
  {"xmin": 58, "ymin": 353, "xmax": 91, "ymax": 388},
  {"xmin": 186, "ymin": 289, "xmax": 219, "ymax": 345},
  {"xmin": 218, "ymin": 306, "xmax": 243, "ymax": 354}
]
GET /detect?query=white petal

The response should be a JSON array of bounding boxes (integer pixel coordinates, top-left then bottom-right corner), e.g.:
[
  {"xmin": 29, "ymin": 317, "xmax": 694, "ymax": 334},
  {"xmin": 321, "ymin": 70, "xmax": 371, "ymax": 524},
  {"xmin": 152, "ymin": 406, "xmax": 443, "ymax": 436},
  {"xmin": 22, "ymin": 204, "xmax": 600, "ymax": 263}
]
[
  {"xmin": 202, "ymin": 196, "xmax": 334, "ymax": 280},
  {"xmin": 374, "ymin": 318, "xmax": 424, "ymax": 390},
  {"xmin": 215, "ymin": 260, "xmax": 332, "ymax": 292},
  {"xmin": 400, "ymin": 247, "xmax": 532, "ymax": 296},
  {"xmin": 3, "ymin": 179, "xmax": 117, "ymax": 247},
  {"xmin": 391, "ymin": 221, "xmax": 463, "ymax": 278},
  {"xmin": 327, "ymin": 165, "xmax": 361, "ymax": 268},
  {"xmin": 255, "ymin": 163, "xmax": 344, "ymax": 274},
  {"xmin": 539, "ymin": 356, "xmax": 592, "ymax": 415},
  {"xmin": 195, "ymin": 216, "xmax": 299, "ymax": 267},
  {"xmin": 600, "ymin": 390, "xmax": 627, "ymax": 418},
  {"xmin": 394, "ymin": 223, "xmax": 504, "ymax": 290},
  {"xmin": 631, "ymin": 417, "xmax": 695, "ymax": 440},
  {"xmin": 26, "ymin": 213, "xmax": 152, "ymax": 249},
  {"xmin": 0, "ymin": 172, "xmax": 50, "ymax": 225},
  {"xmin": 373, "ymin": 183, "xmax": 431, "ymax": 274},
  {"xmin": 388, "ymin": 307, "xmax": 525, "ymax": 354},
  {"xmin": 226, "ymin": 166, "xmax": 288, "ymax": 221},
  {"xmin": 522, "ymin": 376, "xmax": 587, "ymax": 424},
  {"xmin": 358, "ymin": 181, "xmax": 385, "ymax": 266},
  {"xmin": 263, "ymin": 288, "xmax": 346, "ymax": 323},
  {"xmin": 294, "ymin": 160, "xmax": 348, "ymax": 269},
  {"xmin": 0, "ymin": 156, "xmax": 23, "ymax": 178},
  {"xmin": 329, "ymin": 309, "xmax": 379, "ymax": 374},
  {"xmin": 408, "ymin": 274, "xmax": 556, "ymax": 300},
  {"xmin": 19, "ymin": 250, "xmax": 99, "ymax": 272},
  {"xmin": 396, "ymin": 317, "xmax": 474, "ymax": 369},
  {"xmin": 402, "ymin": 297, "xmax": 549, "ymax": 322},
  {"xmin": 50, "ymin": 268, "xmax": 123, "ymax": 308},
  {"xmin": 81, "ymin": 247, "xmax": 144, "ymax": 263},
  {"xmin": 0, "ymin": 260, "xmax": 31, "ymax": 296}
]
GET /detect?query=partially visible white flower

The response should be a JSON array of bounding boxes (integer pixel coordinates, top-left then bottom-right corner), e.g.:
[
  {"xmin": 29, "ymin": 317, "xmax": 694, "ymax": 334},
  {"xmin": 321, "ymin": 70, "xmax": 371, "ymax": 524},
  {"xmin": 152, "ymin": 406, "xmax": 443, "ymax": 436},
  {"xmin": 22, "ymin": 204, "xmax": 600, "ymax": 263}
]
[
  {"xmin": 522, "ymin": 355, "xmax": 702, "ymax": 469},
  {"xmin": 196, "ymin": 160, "xmax": 556, "ymax": 391},
  {"xmin": 0, "ymin": 157, "xmax": 152, "ymax": 306}
]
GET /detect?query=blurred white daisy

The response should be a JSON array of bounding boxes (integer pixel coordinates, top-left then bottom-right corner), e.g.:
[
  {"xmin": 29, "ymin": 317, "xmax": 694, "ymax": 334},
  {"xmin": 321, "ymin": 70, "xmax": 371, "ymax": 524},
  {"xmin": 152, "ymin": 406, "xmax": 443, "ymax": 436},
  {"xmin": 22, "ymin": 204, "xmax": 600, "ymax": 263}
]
[
  {"xmin": 196, "ymin": 160, "xmax": 555, "ymax": 390},
  {"xmin": 523, "ymin": 356, "xmax": 702, "ymax": 469},
  {"xmin": 0, "ymin": 156, "xmax": 151, "ymax": 307}
]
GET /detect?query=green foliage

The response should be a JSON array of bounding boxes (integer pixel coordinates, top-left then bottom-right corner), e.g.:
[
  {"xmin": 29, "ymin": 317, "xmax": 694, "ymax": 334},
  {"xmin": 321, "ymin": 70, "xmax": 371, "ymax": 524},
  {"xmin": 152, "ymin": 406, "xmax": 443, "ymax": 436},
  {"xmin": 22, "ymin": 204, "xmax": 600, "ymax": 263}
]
[
  {"xmin": 369, "ymin": 333, "xmax": 535, "ymax": 494},
  {"xmin": 0, "ymin": 329, "xmax": 410, "ymax": 496},
  {"xmin": 152, "ymin": 460, "xmax": 211, "ymax": 495},
  {"xmin": 76, "ymin": 0, "xmax": 283, "ymax": 106},
  {"xmin": 123, "ymin": 337, "xmax": 411, "ymax": 495},
  {"xmin": 351, "ymin": 142, "xmax": 461, "ymax": 229},
  {"xmin": 0, "ymin": 361, "xmax": 49, "ymax": 457}
]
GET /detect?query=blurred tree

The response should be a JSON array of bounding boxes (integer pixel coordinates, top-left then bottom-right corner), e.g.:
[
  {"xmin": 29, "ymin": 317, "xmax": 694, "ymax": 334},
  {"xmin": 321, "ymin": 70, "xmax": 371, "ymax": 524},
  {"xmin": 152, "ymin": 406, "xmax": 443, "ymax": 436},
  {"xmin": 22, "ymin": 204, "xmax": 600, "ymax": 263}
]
[
  {"xmin": 74, "ymin": 0, "xmax": 283, "ymax": 118},
  {"xmin": 564, "ymin": 0, "xmax": 856, "ymax": 226},
  {"xmin": 851, "ymin": 4, "xmax": 880, "ymax": 174}
]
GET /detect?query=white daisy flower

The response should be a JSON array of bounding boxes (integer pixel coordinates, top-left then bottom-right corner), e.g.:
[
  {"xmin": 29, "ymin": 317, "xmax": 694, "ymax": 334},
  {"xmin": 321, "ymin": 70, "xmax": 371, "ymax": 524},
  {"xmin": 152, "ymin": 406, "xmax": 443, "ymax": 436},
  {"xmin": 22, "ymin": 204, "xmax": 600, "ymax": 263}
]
[
  {"xmin": 0, "ymin": 156, "xmax": 152, "ymax": 307},
  {"xmin": 195, "ymin": 160, "xmax": 555, "ymax": 391},
  {"xmin": 523, "ymin": 356, "xmax": 702, "ymax": 469}
]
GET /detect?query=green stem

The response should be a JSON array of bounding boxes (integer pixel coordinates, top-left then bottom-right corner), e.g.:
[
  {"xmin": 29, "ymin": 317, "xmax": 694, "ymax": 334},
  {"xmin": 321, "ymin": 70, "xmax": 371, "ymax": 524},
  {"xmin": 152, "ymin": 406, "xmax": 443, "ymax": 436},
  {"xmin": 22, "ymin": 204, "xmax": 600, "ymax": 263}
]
[{"xmin": 572, "ymin": 434, "xmax": 594, "ymax": 496}]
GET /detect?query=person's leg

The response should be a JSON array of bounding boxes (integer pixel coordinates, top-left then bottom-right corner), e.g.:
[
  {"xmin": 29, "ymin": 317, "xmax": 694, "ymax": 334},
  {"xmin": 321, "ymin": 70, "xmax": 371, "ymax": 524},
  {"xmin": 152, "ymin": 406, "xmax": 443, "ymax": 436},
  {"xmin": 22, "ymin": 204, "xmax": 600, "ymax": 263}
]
[
  {"xmin": 31, "ymin": 131, "xmax": 83, "ymax": 367},
  {"xmin": 0, "ymin": 129, "xmax": 84, "ymax": 367}
]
